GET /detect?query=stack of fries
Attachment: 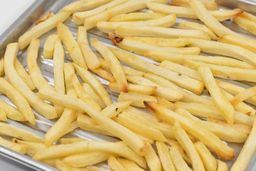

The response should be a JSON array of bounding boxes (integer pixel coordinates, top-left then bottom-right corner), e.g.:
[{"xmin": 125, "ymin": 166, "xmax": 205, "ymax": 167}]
[{"xmin": 0, "ymin": 0, "xmax": 256, "ymax": 170}]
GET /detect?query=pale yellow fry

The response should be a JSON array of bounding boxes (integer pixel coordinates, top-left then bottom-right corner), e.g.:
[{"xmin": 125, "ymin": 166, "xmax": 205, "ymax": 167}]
[
  {"xmin": 102, "ymin": 101, "xmax": 131, "ymax": 118},
  {"xmin": 63, "ymin": 152, "xmax": 109, "ymax": 168},
  {"xmin": 116, "ymin": 112, "xmax": 167, "ymax": 141},
  {"xmin": 111, "ymin": 48, "xmax": 204, "ymax": 95},
  {"xmin": 156, "ymin": 97, "xmax": 175, "ymax": 110},
  {"xmin": 60, "ymin": 137, "xmax": 84, "ymax": 144},
  {"xmin": 177, "ymin": 21, "xmax": 217, "ymax": 40},
  {"xmin": 92, "ymin": 68, "xmax": 115, "ymax": 82},
  {"xmin": 232, "ymin": 86, "xmax": 256, "ymax": 106},
  {"xmin": 57, "ymin": 23, "xmax": 87, "ymax": 68},
  {"xmin": 118, "ymin": 92, "xmax": 157, "ymax": 108},
  {"xmin": 91, "ymin": 39, "xmax": 128, "ymax": 92},
  {"xmin": 240, "ymin": 11, "xmax": 256, "ymax": 22},
  {"xmin": 175, "ymin": 101, "xmax": 253, "ymax": 126},
  {"xmin": 43, "ymin": 34, "xmax": 58, "ymax": 59},
  {"xmin": 123, "ymin": 65, "xmax": 144, "ymax": 76},
  {"xmin": 0, "ymin": 78, "xmax": 35, "ymax": 124},
  {"xmin": 0, "ymin": 100, "xmax": 25, "ymax": 121},
  {"xmin": 56, "ymin": 160, "xmax": 86, "ymax": 171},
  {"xmin": 234, "ymin": 15, "xmax": 256, "ymax": 35},
  {"xmin": 15, "ymin": 58, "xmax": 36, "ymax": 90},
  {"xmin": 145, "ymin": 144, "xmax": 162, "ymax": 171},
  {"xmin": 39, "ymin": 87, "xmax": 148, "ymax": 156},
  {"xmin": 18, "ymin": 11, "xmax": 71, "ymax": 49},
  {"xmin": 189, "ymin": 0, "xmax": 236, "ymax": 37},
  {"xmin": 220, "ymin": 34, "xmax": 256, "ymax": 53},
  {"xmin": 34, "ymin": 140, "xmax": 146, "ymax": 168},
  {"xmin": 77, "ymin": 27, "xmax": 100, "ymax": 70},
  {"xmin": 156, "ymin": 142, "xmax": 176, "ymax": 171},
  {"xmin": 118, "ymin": 158, "xmax": 144, "ymax": 171},
  {"xmin": 97, "ymin": 14, "xmax": 176, "ymax": 33},
  {"xmin": 198, "ymin": 66, "xmax": 234, "ymax": 124},
  {"xmin": 82, "ymin": 83, "xmax": 105, "ymax": 108},
  {"xmin": 185, "ymin": 60, "xmax": 256, "ymax": 83},
  {"xmin": 174, "ymin": 122, "xmax": 205, "ymax": 171},
  {"xmin": 110, "ymin": 12, "xmax": 165, "ymax": 21},
  {"xmin": 0, "ymin": 58, "xmax": 3, "ymax": 76},
  {"xmin": 114, "ymin": 38, "xmax": 200, "ymax": 55},
  {"xmin": 115, "ymin": 25, "xmax": 210, "ymax": 39},
  {"xmin": 160, "ymin": 60, "xmax": 201, "ymax": 81},
  {"xmin": 146, "ymin": 102, "xmax": 235, "ymax": 160},
  {"xmin": 108, "ymin": 156, "xmax": 126, "ymax": 171},
  {"xmin": 147, "ymin": 2, "xmax": 241, "ymax": 21},
  {"xmin": 195, "ymin": 142, "xmax": 217, "ymax": 171},
  {"xmin": 217, "ymin": 160, "xmax": 228, "ymax": 171},
  {"xmin": 172, "ymin": 0, "xmax": 218, "ymax": 10},
  {"xmin": 74, "ymin": 64, "xmax": 112, "ymax": 107},
  {"xmin": 0, "ymin": 122, "xmax": 42, "ymax": 142},
  {"xmin": 4, "ymin": 43, "xmax": 57, "ymax": 119},
  {"xmin": 0, "ymin": 137, "xmax": 27, "ymax": 154},
  {"xmin": 0, "ymin": 108, "xmax": 6, "ymax": 121},
  {"xmin": 109, "ymin": 82, "xmax": 156, "ymax": 95},
  {"xmin": 72, "ymin": 0, "xmax": 125, "ymax": 25},
  {"xmin": 169, "ymin": 146, "xmax": 192, "ymax": 171},
  {"xmin": 15, "ymin": 140, "xmax": 46, "ymax": 156},
  {"xmin": 144, "ymin": 50, "xmax": 254, "ymax": 69}
]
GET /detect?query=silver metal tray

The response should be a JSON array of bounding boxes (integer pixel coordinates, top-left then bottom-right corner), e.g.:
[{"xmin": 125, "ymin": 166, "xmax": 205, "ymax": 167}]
[{"xmin": 0, "ymin": 0, "xmax": 256, "ymax": 170}]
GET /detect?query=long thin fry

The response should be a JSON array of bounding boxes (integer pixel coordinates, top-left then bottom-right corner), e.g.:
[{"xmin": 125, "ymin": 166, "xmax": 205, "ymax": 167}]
[
  {"xmin": 156, "ymin": 142, "xmax": 176, "ymax": 171},
  {"xmin": 145, "ymin": 144, "xmax": 162, "ymax": 171},
  {"xmin": 234, "ymin": 15, "xmax": 256, "ymax": 35},
  {"xmin": 102, "ymin": 101, "xmax": 131, "ymax": 118},
  {"xmin": 0, "ymin": 100, "xmax": 25, "ymax": 121},
  {"xmin": 82, "ymin": 83, "xmax": 105, "ymax": 108},
  {"xmin": 118, "ymin": 158, "xmax": 144, "ymax": 171},
  {"xmin": 0, "ymin": 137, "xmax": 27, "ymax": 154},
  {"xmin": 110, "ymin": 12, "xmax": 165, "ymax": 21},
  {"xmin": 43, "ymin": 34, "xmax": 58, "ymax": 59},
  {"xmin": 231, "ymin": 86, "xmax": 256, "ymax": 106},
  {"xmin": 108, "ymin": 156, "xmax": 126, "ymax": 171},
  {"xmin": 169, "ymin": 146, "xmax": 192, "ymax": 171}
]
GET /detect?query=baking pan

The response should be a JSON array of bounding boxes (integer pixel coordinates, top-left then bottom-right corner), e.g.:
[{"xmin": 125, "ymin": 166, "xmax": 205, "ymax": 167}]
[{"xmin": 0, "ymin": 0, "xmax": 256, "ymax": 170}]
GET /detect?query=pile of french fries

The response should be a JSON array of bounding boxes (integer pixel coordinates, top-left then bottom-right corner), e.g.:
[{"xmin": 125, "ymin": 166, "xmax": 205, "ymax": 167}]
[{"xmin": 0, "ymin": 0, "xmax": 256, "ymax": 170}]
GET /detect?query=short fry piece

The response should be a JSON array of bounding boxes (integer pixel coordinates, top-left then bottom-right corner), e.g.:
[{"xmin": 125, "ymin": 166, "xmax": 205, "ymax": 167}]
[{"xmin": 43, "ymin": 34, "xmax": 58, "ymax": 59}]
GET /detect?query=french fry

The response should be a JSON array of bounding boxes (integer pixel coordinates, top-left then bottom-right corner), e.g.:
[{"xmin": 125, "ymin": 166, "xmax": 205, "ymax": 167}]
[
  {"xmin": 18, "ymin": 11, "xmax": 71, "ymax": 49},
  {"xmin": 231, "ymin": 120, "xmax": 256, "ymax": 170},
  {"xmin": 74, "ymin": 64, "xmax": 112, "ymax": 107},
  {"xmin": 219, "ymin": 34, "xmax": 256, "ymax": 53},
  {"xmin": 63, "ymin": 152, "xmax": 109, "ymax": 168},
  {"xmin": 111, "ymin": 48, "xmax": 204, "ymax": 94},
  {"xmin": 198, "ymin": 66, "xmax": 234, "ymax": 124},
  {"xmin": 114, "ymin": 25, "xmax": 210, "ymax": 39},
  {"xmin": 160, "ymin": 60, "xmax": 202, "ymax": 81},
  {"xmin": 0, "ymin": 58, "xmax": 3, "ymax": 76},
  {"xmin": 43, "ymin": 34, "xmax": 58, "ymax": 59},
  {"xmin": 108, "ymin": 156, "xmax": 126, "ymax": 171},
  {"xmin": 97, "ymin": 14, "xmax": 176, "ymax": 33},
  {"xmin": 174, "ymin": 122, "xmax": 205, "ymax": 171},
  {"xmin": 91, "ymin": 39, "xmax": 128, "ymax": 92},
  {"xmin": 144, "ymin": 50, "xmax": 254, "ymax": 69},
  {"xmin": 77, "ymin": 27, "xmax": 100, "ymax": 70},
  {"xmin": 169, "ymin": 146, "xmax": 192, "ymax": 171},
  {"xmin": 102, "ymin": 101, "xmax": 131, "ymax": 118},
  {"xmin": 118, "ymin": 158, "xmax": 144, "ymax": 171},
  {"xmin": 72, "ymin": 0, "xmax": 126, "ymax": 25},
  {"xmin": 234, "ymin": 15, "xmax": 256, "ymax": 35},
  {"xmin": 231, "ymin": 86, "xmax": 256, "ymax": 106},
  {"xmin": 39, "ymin": 87, "xmax": 149, "ymax": 156},
  {"xmin": 109, "ymin": 82, "xmax": 156, "ymax": 95},
  {"xmin": 123, "ymin": 37, "xmax": 190, "ymax": 47},
  {"xmin": 113, "ymin": 37, "xmax": 201, "ymax": 55},
  {"xmin": 56, "ymin": 160, "xmax": 83, "ymax": 171},
  {"xmin": 0, "ymin": 137, "xmax": 27, "ymax": 154},
  {"xmin": 60, "ymin": 137, "xmax": 84, "ymax": 144},
  {"xmin": 110, "ymin": 12, "xmax": 165, "ymax": 21},
  {"xmin": 15, "ymin": 59, "xmax": 36, "ymax": 90},
  {"xmin": 92, "ymin": 68, "xmax": 115, "ymax": 82},
  {"xmin": 0, "ymin": 122, "xmax": 42, "ymax": 142},
  {"xmin": 146, "ymin": 102, "xmax": 235, "ymax": 160},
  {"xmin": 0, "ymin": 100, "xmax": 25, "ymax": 121},
  {"xmin": 15, "ymin": 140, "xmax": 46, "ymax": 156},
  {"xmin": 175, "ymin": 102, "xmax": 253, "ymax": 126},
  {"xmin": 123, "ymin": 65, "xmax": 144, "ymax": 76},
  {"xmin": 34, "ymin": 140, "xmax": 146, "ymax": 168},
  {"xmin": 0, "ymin": 108, "xmax": 6, "ymax": 121},
  {"xmin": 118, "ymin": 92, "xmax": 157, "ymax": 108},
  {"xmin": 156, "ymin": 97, "xmax": 175, "ymax": 110},
  {"xmin": 57, "ymin": 23, "xmax": 87, "ymax": 68},
  {"xmin": 172, "ymin": 0, "xmax": 218, "ymax": 10},
  {"xmin": 147, "ymin": 2, "xmax": 241, "ymax": 21},
  {"xmin": 145, "ymin": 144, "xmax": 162, "ymax": 171},
  {"xmin": 195, "ymin": 142, "xmax": 217, "ymax": 171},
  {"xmin": 0, "ymin": 78, "xmax": 35, "ymax": 124},
  {"xmin": 240, "ymin": 11, "xmax": 256, "ymax": 22},
  {"xmin": 82, "ymin": 83, "xmax": 105, "ymax": 108},
  {"xmin": 156, "ymin": 142, "xmax": 176, "ymax": 171},
  {"xmin": 177, "ymin": 21, "xmax": 217, "ymax": 40},
  {"xmin": 217, "ymin": 160, "xmax": 228, "ymax": 171},
  {"xmin": 116, "ymin": 112, "xmax": 167, "ymax": 141},
  {"xmin": 4, "ymin": 43, "xmax": 57, "ymax": 119}
]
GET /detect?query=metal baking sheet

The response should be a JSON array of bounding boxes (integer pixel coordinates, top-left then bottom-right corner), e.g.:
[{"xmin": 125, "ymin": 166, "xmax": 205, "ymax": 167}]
[{"xmin": 0, "ymin": 0, "xmax": 256, "ymax": 170}]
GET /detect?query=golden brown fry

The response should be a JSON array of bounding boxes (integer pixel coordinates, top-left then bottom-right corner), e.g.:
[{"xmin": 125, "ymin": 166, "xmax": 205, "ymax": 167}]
[
  {"xmin": 114, "ymin": 25, "xmax": 210, "ymax": 39},
  {"xmin": 18, "ymin": 11, "xmax": 71, "ymax": 49},
  {"xmin": 156, "ymin": 142, "xmax": 176, "ymax": 171},
  {"xmin": 146, "ymin": 102, "xmax": 235, "ymax": 160},
  {"xmin": 91, "ymin": 39, "xmax": 128, "ymax": 92},
  {"xmin": 108, "ymin": 156, "xmax": 126, "ymax": 171},
  {"xmin": 57, "ymin": 23, "xmax": 87, "ymax": 68},
  {"xmin": 39, "ymin": 87, "xmax": 149, "ymax": 156},
  {"xmin": 110, "ymin": 12, "xmax": 165, "ymax": 21},
  {"xmin": 43, "ymin": 34, "xmax": 58, "ymax": 59},
  {"xmin": 77, "ymin": 27, "xmax": 100, "ymax": 70},
  {"xmin": 169, "ymin": 146, "xmax": 192, "ymax": 171},
  {"xmin": 4, "ymin": 43, "xmax": 57, "ymax": 119}
]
